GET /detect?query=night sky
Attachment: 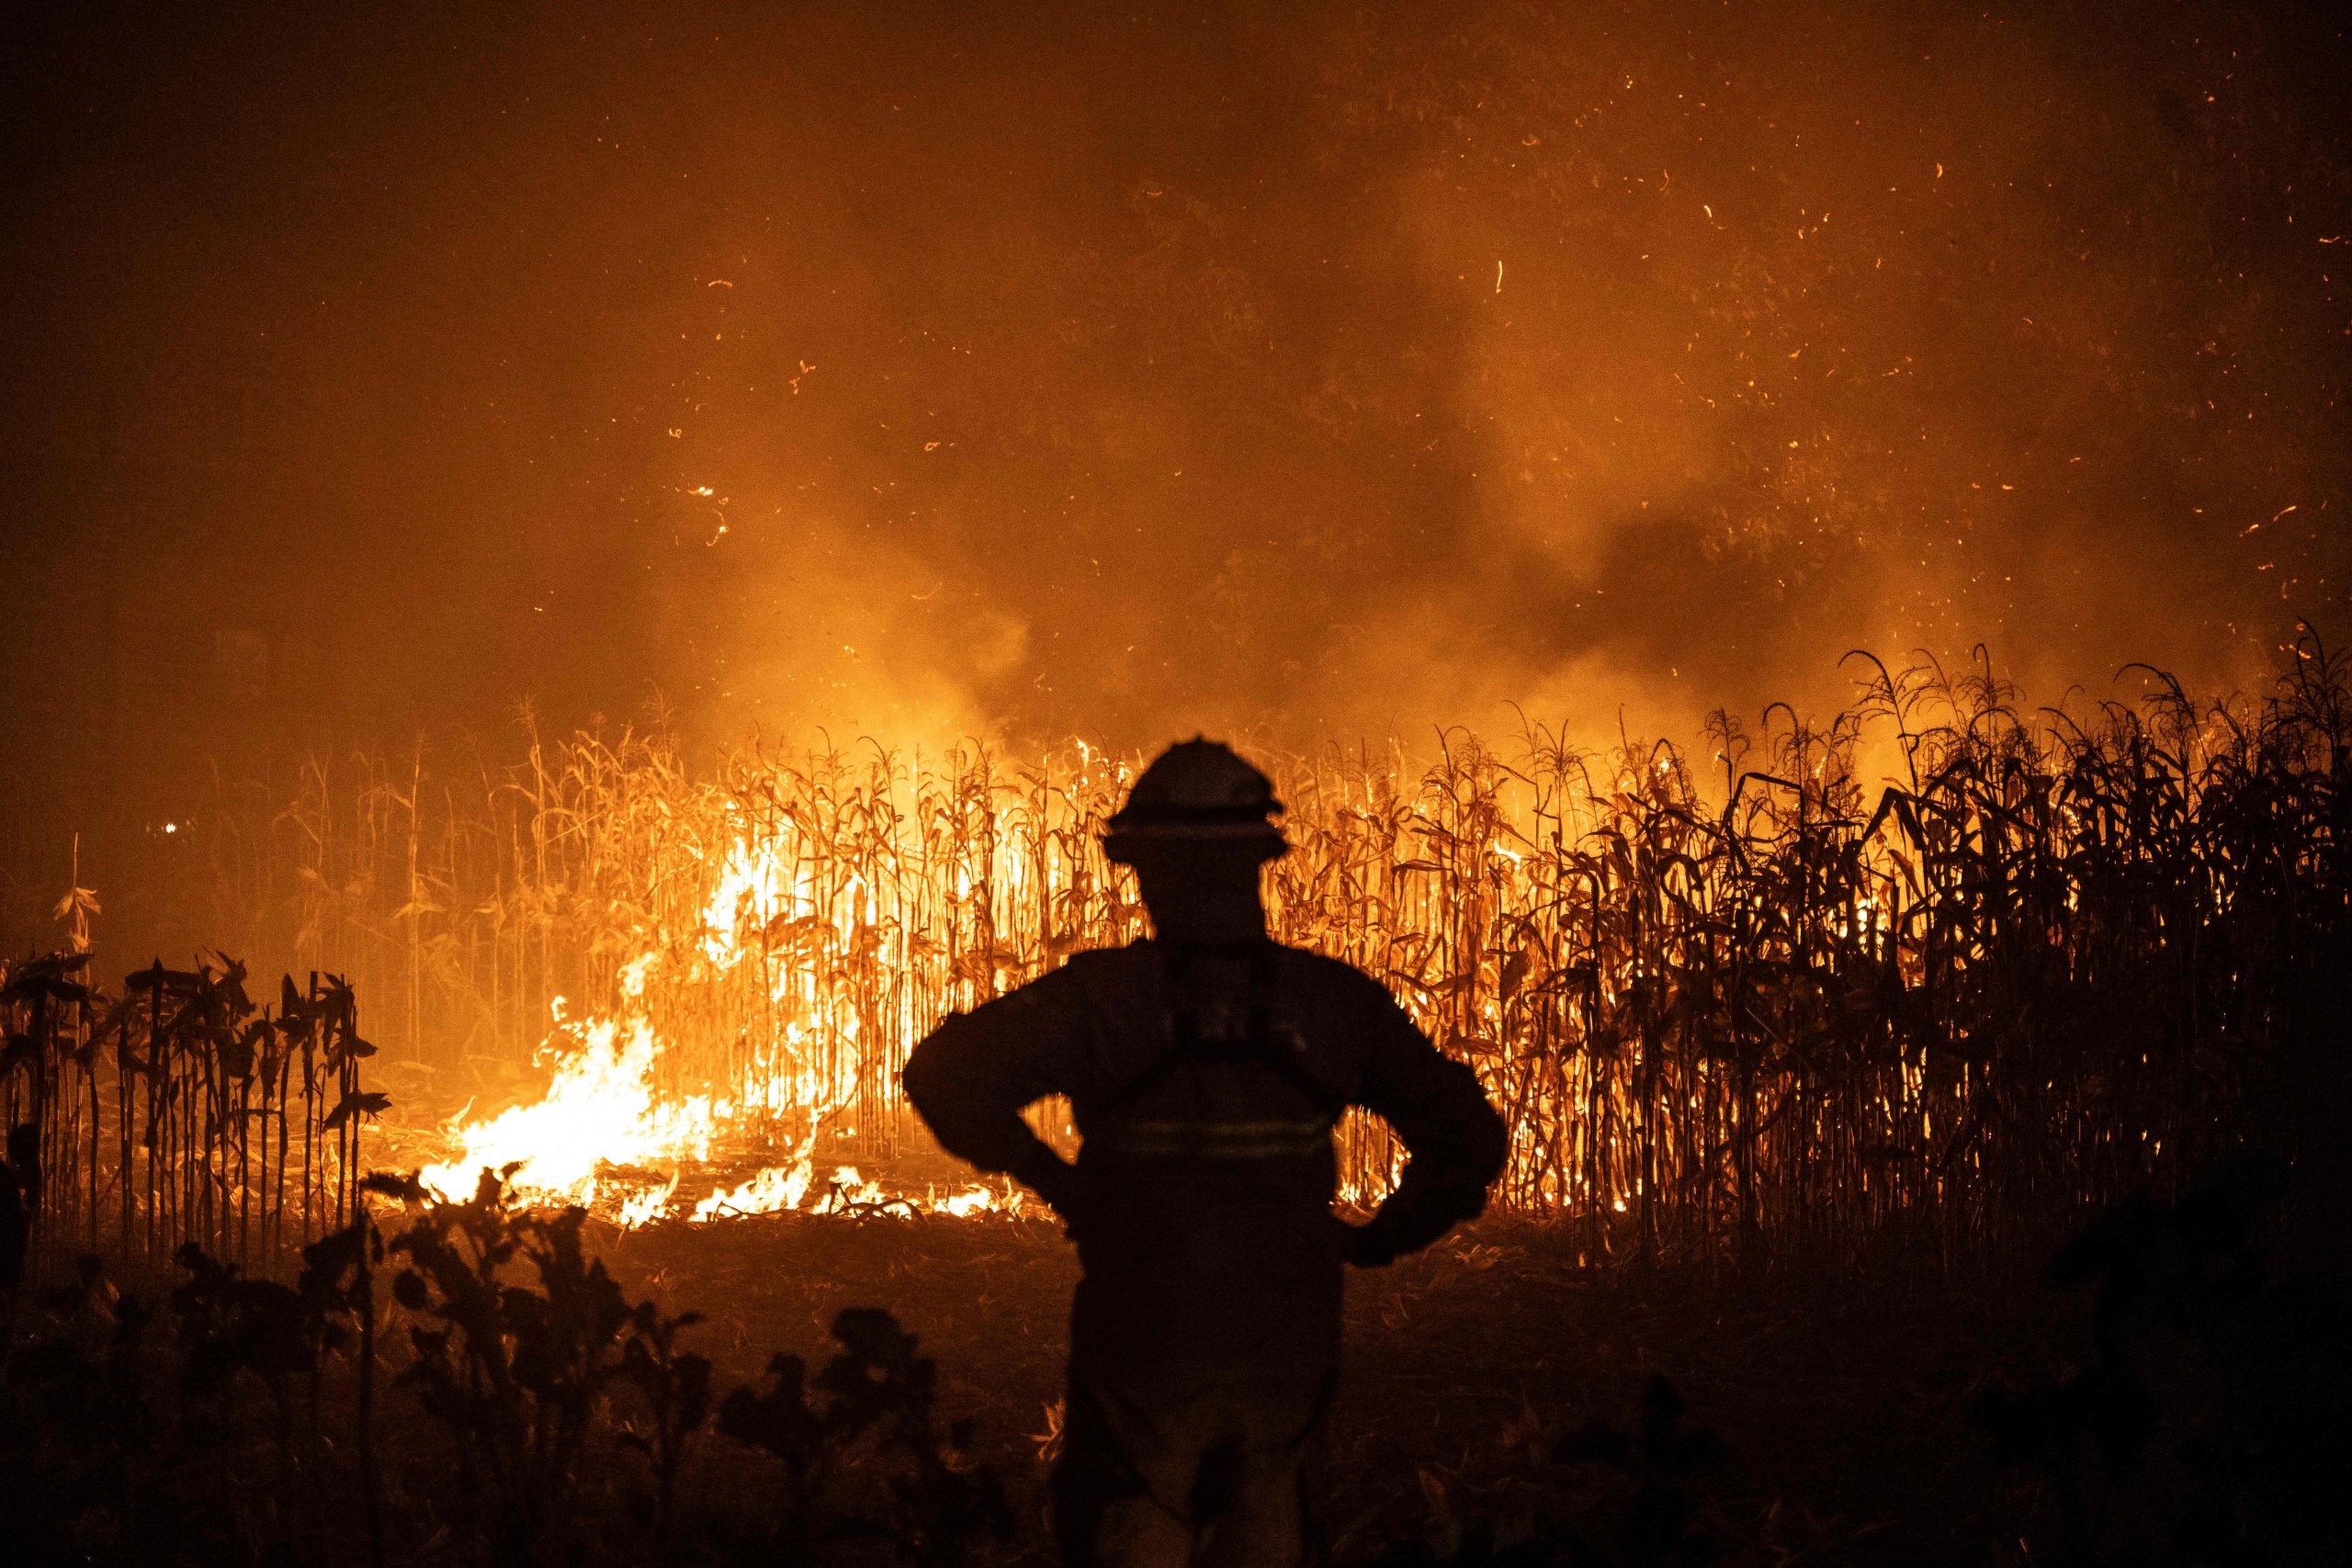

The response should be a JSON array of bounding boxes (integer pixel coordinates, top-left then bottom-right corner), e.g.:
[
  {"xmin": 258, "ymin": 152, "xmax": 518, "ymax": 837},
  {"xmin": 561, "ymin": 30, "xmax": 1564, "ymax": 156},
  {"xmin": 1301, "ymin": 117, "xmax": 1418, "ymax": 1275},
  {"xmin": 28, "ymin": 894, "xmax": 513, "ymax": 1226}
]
[{"xmin": 4, "ymin": 0, "xmax": 2348, "ymax": 915}]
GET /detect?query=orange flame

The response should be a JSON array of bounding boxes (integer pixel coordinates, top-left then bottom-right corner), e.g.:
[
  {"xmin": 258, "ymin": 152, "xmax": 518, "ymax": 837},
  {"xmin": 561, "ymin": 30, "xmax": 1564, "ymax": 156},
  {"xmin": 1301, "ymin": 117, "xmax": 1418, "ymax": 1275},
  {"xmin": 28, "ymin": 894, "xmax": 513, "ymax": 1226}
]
[{"xmin": 414, "ymin": 816, "xmax": 1027, "ymax": 1225}]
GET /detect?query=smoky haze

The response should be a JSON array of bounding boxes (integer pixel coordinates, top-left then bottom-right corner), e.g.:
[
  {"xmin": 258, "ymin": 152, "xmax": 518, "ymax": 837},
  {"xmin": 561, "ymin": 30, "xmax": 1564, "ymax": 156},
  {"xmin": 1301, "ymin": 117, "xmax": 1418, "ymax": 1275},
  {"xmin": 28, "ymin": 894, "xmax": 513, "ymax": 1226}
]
[{"xmin": 3, "ymin": 0, "xmax": 2347, "ymax": 885}]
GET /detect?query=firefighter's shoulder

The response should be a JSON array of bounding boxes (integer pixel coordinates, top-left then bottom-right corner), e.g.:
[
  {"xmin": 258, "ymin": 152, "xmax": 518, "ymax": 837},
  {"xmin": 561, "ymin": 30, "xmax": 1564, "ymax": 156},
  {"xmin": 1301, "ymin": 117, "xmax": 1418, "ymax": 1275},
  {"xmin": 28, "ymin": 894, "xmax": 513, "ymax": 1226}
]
[
  {"xmin": 1052, "ymin": 940, "xmax": 1158, "ymax": 985},
  {"xmin": 1017, "ymin": 939, "xmax": 1158, "ymax": 1010},
  {"xmin": 1061, "ymin": 938, "xmax": 1152, "ymax": 970},
  {"xmin": 1270, "ymin": 943, "xmax": 1416, "ymax": 1018}
]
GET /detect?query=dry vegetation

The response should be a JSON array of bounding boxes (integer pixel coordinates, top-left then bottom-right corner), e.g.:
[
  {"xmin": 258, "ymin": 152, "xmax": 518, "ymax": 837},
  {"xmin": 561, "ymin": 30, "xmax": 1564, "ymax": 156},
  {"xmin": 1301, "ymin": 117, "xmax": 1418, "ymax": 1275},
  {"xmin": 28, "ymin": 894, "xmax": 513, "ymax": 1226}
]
[
  {"xmin": 6, "ymin": 641, "xmax": 2347, "ymax": 1566},
  {"xmin": 183, "ymin": 639, "xmax": 2352, "ymax": 1269}
]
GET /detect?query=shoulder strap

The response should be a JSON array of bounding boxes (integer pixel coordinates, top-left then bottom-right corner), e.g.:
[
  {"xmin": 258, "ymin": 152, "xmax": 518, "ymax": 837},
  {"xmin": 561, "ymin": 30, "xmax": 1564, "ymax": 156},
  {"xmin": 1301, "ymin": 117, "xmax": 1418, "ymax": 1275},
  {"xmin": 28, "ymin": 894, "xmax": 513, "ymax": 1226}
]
[{"xmin": 1094, "ymin": 941, "xmax": 1341, "ymax": 1121}]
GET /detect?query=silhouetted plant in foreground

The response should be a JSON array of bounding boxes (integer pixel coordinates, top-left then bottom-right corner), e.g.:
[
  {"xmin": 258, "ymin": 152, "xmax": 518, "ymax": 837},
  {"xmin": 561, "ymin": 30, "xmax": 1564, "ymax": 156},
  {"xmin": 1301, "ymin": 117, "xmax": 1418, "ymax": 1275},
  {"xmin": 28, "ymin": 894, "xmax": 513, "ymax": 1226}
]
[
  {"xmin": 298, "ymin": 1209, "xmax": 390, "ymax": 1568},
  {"xmin": 718, "ymin": 1307, "xmax": 1011, "ymax": 1566},
  {"xmin": 375, "ymin": 1176, "xmax": 1008, "ymax": 1567},
  {"xmin": 1550, "ymin": 1377, "xmax": 1734, "ymax": 1568},
  {"xmin": 615, "ymin": 1293, "xmax": 713, "ymax": 1550},
  {"xmin": 169, "ymin": 1240, "xmax": 316, "ymax": 1506},
  {"xmin": 1367, "ymin": 1375, "xmax": 1732, "ymax": 1568},
  {"xmin": 0, "ymin": 1227, "xmax": 389, "ymax": 1567},
  {"xmin": 1, "ymin": 1161, "xmax": 1013, "ymax": 1568},
  {"xmin": 0, "ymin": 948, "xmax": 384, "ymax": 1281},
  {"xmin": 12, "ymin": 1150, "xmax": 2352, "ymax": 1567},
  {"xmin": 0, "ymin": 1250, "xmax": 262, "ymax": 1568},
  {"xmin": 2, "ymin": 1257, "xmax": 173, "ymax": 1563},
  {"xmin": 1978, "ymin": 1161, "xmax": 2352, "ymax": 1565},
  {"xmin": 371, "ymin": 1166, "xmax": 1005, "ymax": 1567},
  {"xmin": 379, "ymin": 1164, "xmax": 647, "ymax": 1563}
]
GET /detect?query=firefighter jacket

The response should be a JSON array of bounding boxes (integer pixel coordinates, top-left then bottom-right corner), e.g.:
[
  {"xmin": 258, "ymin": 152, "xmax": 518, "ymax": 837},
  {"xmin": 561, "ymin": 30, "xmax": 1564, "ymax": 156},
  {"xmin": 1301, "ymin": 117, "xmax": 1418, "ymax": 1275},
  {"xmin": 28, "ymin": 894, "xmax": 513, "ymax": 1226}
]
[{"xmin": 901, "ymin": 938, "xmax": 1508, "ymax": 1393}]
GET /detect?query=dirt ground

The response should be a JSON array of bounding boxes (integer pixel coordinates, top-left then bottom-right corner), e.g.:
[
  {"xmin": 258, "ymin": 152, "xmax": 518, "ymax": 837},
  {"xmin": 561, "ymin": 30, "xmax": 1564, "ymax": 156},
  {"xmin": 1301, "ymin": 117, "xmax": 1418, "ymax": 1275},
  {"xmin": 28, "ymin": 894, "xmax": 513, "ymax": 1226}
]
[{"xmin": 594, "ymin": 1212, "xmax": 2058, "ymax": 1566}]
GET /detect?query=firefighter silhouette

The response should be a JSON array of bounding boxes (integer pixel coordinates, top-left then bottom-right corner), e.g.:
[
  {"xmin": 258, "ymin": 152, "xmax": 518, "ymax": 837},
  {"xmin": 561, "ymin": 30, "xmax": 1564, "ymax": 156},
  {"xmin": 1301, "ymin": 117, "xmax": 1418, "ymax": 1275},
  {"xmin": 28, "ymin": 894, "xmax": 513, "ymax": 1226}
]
[{"xmin": 903, "ymin": 739, "xmax": 1508, "ymax": 1568}]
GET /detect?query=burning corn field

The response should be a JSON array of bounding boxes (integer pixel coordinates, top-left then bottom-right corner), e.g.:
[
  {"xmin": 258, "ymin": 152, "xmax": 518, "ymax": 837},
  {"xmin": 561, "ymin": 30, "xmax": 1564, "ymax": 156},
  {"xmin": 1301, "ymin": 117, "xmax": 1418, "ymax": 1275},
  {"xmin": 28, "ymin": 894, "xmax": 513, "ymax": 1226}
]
[
  {"xmin": 159, "ymin": 644, "xmax": 2342, "ymax": 1269},
  {"xmin": 6, "ymin": 2, "xmax": 2352, "ymax": 1565}
]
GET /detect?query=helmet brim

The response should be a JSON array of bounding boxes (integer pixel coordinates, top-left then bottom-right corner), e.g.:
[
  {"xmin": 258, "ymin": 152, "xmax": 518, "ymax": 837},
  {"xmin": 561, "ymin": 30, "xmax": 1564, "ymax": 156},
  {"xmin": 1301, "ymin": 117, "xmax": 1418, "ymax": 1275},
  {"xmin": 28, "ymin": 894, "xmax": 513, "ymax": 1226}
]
[{"xmin": 1102, "ymin": 820, "xmax": 1287, "ymax": 865}]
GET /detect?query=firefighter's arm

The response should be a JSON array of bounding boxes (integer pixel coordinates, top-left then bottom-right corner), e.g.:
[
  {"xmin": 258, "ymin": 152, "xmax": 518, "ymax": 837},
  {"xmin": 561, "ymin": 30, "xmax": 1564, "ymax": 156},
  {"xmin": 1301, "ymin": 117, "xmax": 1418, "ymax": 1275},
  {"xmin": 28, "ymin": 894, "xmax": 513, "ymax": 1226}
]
[
  {"xmin": 901, "ymin": 971, "xmax": 1085, "ymax": 1215},
  {"xmin": 1343, "ymin": 978, "xmax": 1509, "ymax": 1266}
]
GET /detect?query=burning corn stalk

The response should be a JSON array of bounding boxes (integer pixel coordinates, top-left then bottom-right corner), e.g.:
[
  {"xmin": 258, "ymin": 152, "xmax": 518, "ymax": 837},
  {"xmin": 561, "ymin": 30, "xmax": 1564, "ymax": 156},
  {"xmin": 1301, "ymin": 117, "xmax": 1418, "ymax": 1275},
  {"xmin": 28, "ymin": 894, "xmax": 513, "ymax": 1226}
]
[{"xmin": 194, "ymin": 640, "xmax": 2347, "ymax": 1267}]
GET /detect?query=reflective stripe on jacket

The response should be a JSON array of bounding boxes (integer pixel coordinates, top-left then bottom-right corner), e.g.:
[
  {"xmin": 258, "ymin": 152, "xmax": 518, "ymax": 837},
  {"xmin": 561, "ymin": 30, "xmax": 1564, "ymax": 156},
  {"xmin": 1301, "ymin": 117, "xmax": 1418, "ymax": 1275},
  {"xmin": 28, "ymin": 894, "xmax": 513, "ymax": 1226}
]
[{"xmin": 902, "ymin": 939, "xmax": 1508, "ymax": 1386}]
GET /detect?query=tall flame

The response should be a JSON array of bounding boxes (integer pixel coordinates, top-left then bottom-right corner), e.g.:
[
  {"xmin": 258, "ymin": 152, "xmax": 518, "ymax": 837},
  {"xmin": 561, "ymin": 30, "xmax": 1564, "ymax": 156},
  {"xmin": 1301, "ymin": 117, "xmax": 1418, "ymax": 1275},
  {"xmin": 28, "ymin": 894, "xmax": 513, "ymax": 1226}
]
[
  {"xmin": 413, "ymin": 815, "xmax": 1030, "ymax": 1225},
  {"xmin": 417, "ymin": 1012, "xmax": 720, "ymax": 1210}
]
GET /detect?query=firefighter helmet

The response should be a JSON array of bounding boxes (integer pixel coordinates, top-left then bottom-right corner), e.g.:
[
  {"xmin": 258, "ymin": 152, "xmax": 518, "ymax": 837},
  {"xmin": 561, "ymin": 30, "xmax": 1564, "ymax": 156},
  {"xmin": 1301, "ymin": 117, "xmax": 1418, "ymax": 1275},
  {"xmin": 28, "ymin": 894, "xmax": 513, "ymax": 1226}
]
[{"xmin": 1102, "ymin": 739, "xmax": 1285, "ymax": 863}]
